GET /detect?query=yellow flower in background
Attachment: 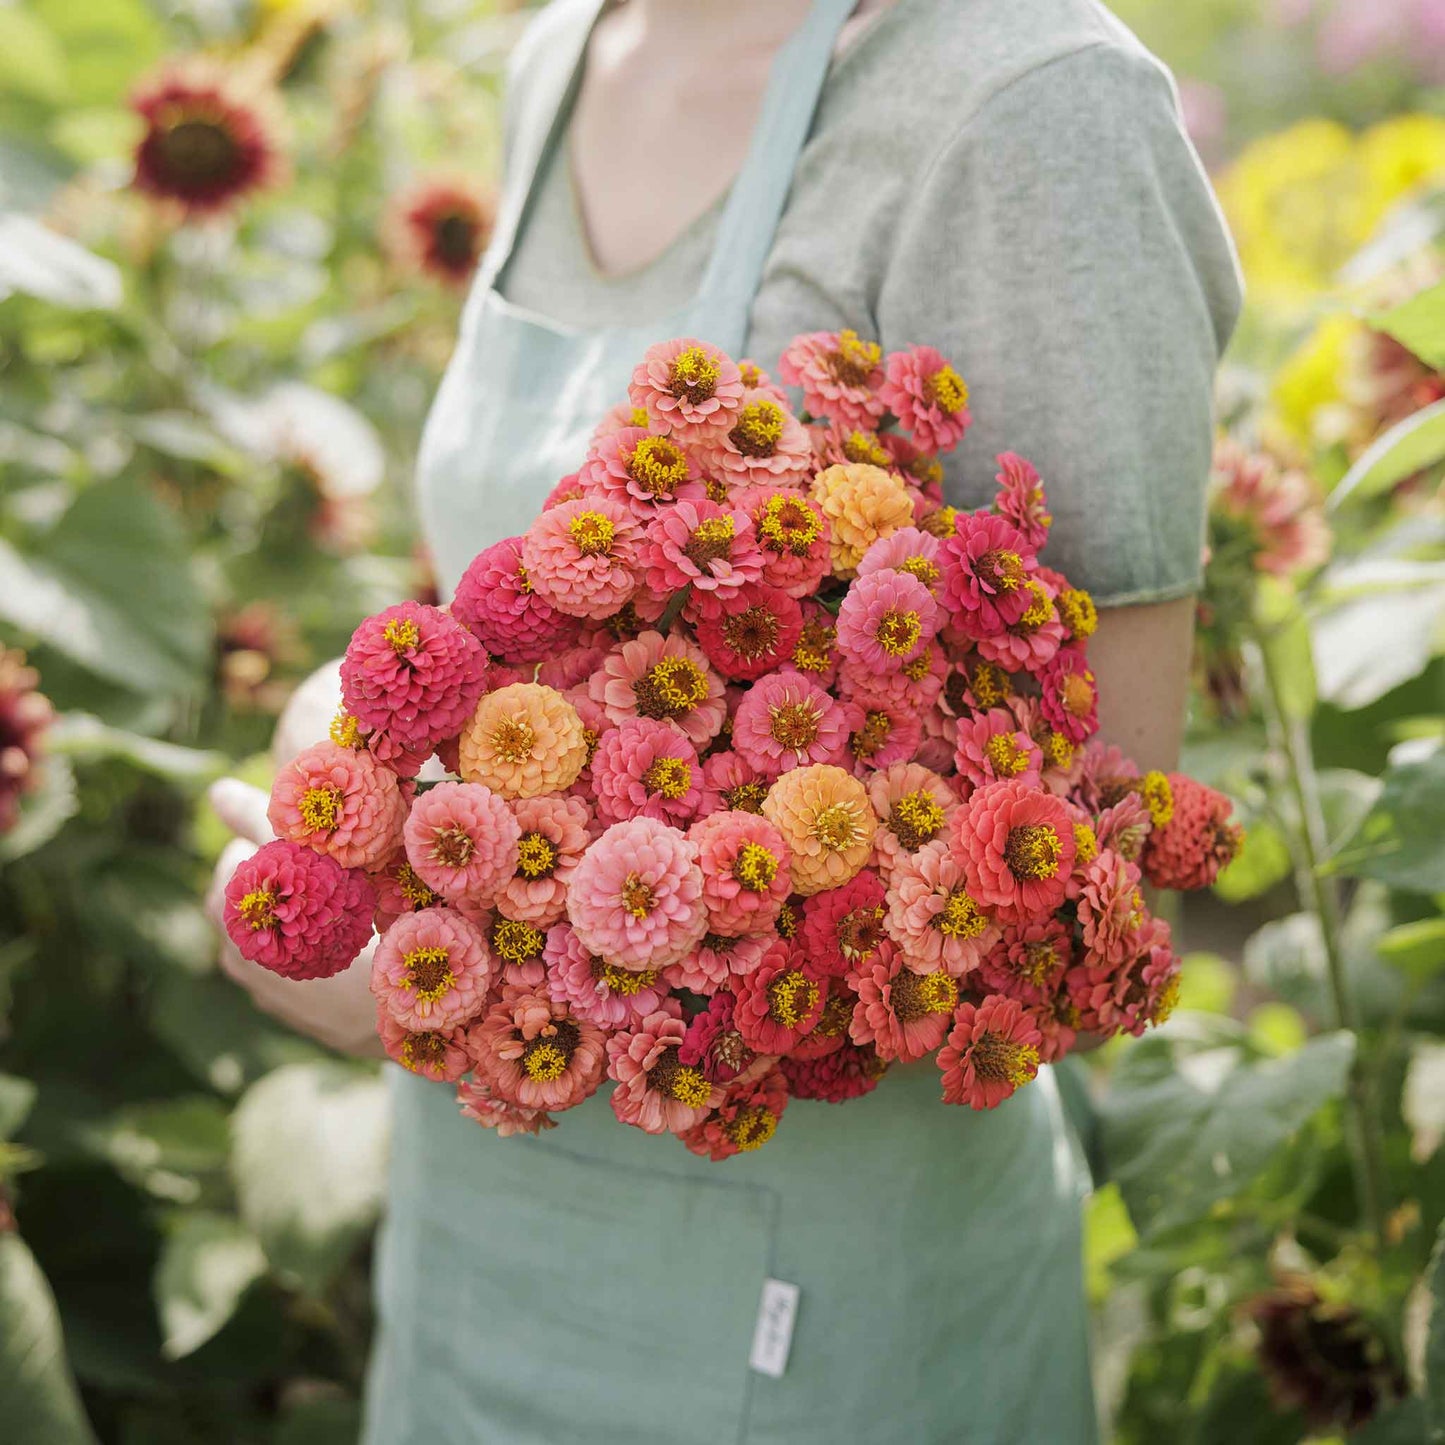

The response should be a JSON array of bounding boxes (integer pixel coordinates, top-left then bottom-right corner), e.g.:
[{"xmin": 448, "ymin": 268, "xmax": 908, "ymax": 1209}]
[
  {"xmin": 1356, "ymin": 114, "xmax": 1445, "ymax": 234},
  {"xmin": 1266, "ymin": 313, "xmax": 1355, "ymax": 450}
]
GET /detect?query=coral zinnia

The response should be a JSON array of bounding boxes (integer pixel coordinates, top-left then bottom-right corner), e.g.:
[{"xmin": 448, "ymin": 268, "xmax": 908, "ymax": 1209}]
[
  {"xmin": 849, "ymin": 939, "xmax": 960, "ymax": 1061},
  {"xmin": 884, "ymin": 845, "xmax": 996, "ymax": 978},
  {"xmin": 590, "ymin": 716, "xmax": 702, "ymax": 828},
  {"xmin": 951, "ymin": 779, "xmax": 1077, "ymax": 922},
  {"xmin": 1141, "ymin": 772, "xmax": 1243, "ymax": 891},
  {"xmin": 629, "ymin": 337, "xmax": 744, "ymax": 441},
  {"xmin": 370, "ymin": 907, "xmax": 493, "ymax": 1031},
  {"xmin": 700, "ymin": 389, "xmax": 813, "ymax": 485},
  {"xmin": 692, "ymin": 582, "xmax": 804, "ymax": 682},
  {"xmin": 733, "ymin": 941, "xmax": 828, "ymax": 1054},
  {"xmin": 690, "ymin": 809, "xmax": 792, "ymax": 937},
  {"xmin": 450, "ymin": 536, "xmax": 581, "ymax": 664},
  {"xmin": 679, "ymin": 1067, "xmax": 790, "ymax": 1161},
  {"xmin": 780, "ymin": 1042, "xmax": 887, "ymax": 1103},
  {"xmin": 590, "ymin": 629, "xmax": 727, "ymax": 750},
  {"xmin": 799, "ymin": 870, "xmax": 888, "ymax": 977},
  {"xmin": 131, "ymin": 61, "xmax": 283, "ymax": 216},
  {"xmin": 267, "ymin": 740, "xmax": 406, "ymax": 871},
  {"xmin": 375, "ymin": 1006, "xmax": 471, "ymax": 1083},
  {"xmin": 223, "ymin": 840, "xmax": 376, "ymax": 979},
  {"xmin": 521, "ymin": 497, "xmax": 643, "ymax": 621},
  {"xmin": 835, "ymin": 567, "xmax": 940, "ymax": 672},
  {"xmin": 879, "ymin": 345, "xmax": 972, "ymax": 452},
  {"xmin": 607, "ymin": 1007, "xmax": 723, "ymax": 1134},
  {"xmin": 1038, "ymin": 646, "xmax": 1099, "ymax": 745},
  {"xmin": 543, "ymin": 923, "xmax": 667, "ymax": 1030},
  {"xmin": 778, "ymin": 329, "xmax": 887, "ymax": 430},
  {"xmin": 762, "ymin": 763, "xmax": 877, "ymax": 896},
  {"xmin": 456, "ymin": 1079, "xmax": 556, "ymax": 1137},
  {"xmin": 468, "ymin": 989, "xmax": 607, "ymax": 1112},
  {"xmin": 577, "ymin": 426, "xmax": 704, "ymax": 519},
  {"xmin": 495, "ymin": 795, "xmax": 592, "ymax": 926},
  {"xmin": 954, "ymin": 708, "xmax": 1045, "ymax": 795},
  {"xmin": 748, "ymin": 488, "xmax": 833, "ymax": 599},
  {"xmin": 388, "ymin": 174, "xmax": 494, "ymax": 287},
  {"xmin": 678, "ymin": 992, "xmax": 760, "ymax": 1085},
  {"xmin": 643, "ymin": 498, "xmax": 763, "ymax": 599},
  {"xmin": 458, "ymin": 683, "xmax": 588, "ymax": 799},
  {"xmin": 977, "ymin": 918, "xmax": 1073, "ymax": 1008},
  {"xmin": 937, "ymin": 994, "xmax": 1042, "ymax": 1110},
  {"xmin": 402, "ymin": 780, "xmax": 520, "ymax": 905}
]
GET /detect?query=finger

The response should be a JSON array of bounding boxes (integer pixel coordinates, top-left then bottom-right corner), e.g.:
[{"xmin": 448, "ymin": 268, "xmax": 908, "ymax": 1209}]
[{"xmin": 208, "ymin": 778, "xmax": 274, "ymax": 845}]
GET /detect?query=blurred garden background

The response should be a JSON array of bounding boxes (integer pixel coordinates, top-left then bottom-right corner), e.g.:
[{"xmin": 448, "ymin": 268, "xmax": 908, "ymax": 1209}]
[{"xmin": 0, "ymin": 1, "xmax": 1443, "ymax": 1441}]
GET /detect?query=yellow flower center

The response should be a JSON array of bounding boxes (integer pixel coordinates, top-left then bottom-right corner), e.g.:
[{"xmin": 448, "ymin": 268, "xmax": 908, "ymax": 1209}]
[
  {"xmin": 238, "ymin": 888, "xmax": 277, "ymax": 930},
  {"xmin": 976, "ymin": 548, "xmax": 1024, "ymax": 593},
  {"xmin": 901, "ymin": 647, "xmax": 935, "ymax": 682},
  {"xmin": 1073, "ymin": 824, "xmax": 1098, "ymax": 865},
  {"xmin": 1060, "ymin": 669, "xmax": 1097, "ymax": 719},
  {"xmin": 920, "ymin": 504, "xmax": 959, "ymax": 539},
  {"xmin": 636, "ymin": 656, "xmax": 709, "ymax": 719},
  {"xmin": 491, "ymin": 917, "xmax": 545, "ymax": 964},
  {"xmin": 591, "ymin": 957, "xmax": 659, "ymax": 996},
  {"xmin": 733, "ymin": 841, "xmax": 779, "ymax": 891},
  {"xmin": 489, "ymin": 716, "xmax": 536, "ymax": 764},
  {"xmin": 627, "ymin": 436, "xmax": 690, "ymax": 497},
  {"xmin": 394, "ymin": 861, "xmax": 438, "ymax": 910},
  {"xmin": 850, "ymin": 710, "xmax": 893, "ymax": 760},
  {"xmin": 724, "ymin": 781, "xmax": 769, "ymax": 814},
  {"xmin": 985, "ymin": 732, "xmax": 1029, "ymax": 778},
  {"xmin": 923, "ymin": 365, "xmax": 968, "ymax": 415},
  {"xmin": 1041, "ymin": 731, "xmax": 1075, "ymax": 770},
  {"xmin": 1140, "ymin": 771, "xmax": 1174, "ymax": 828},
  {"xmin": 651, "ymin": 1047, "xmax": 712, "ymax": 1105},
  {"xmin": 521, "ymin": 1040, "xmax": 569, "ymax": 1083},
  {"xmin": 628, "ymin": 406, "xmax": 650, "ymax": 427},
  {"xmin": 383, "ymin": 617, "xmax": 419, "ymax": 653},
  {"xmin": 669, "ymin": 346, "xmax": 721, "ymax": 403},
  {"xmin": 724, "ymin": 1105, "xmax": 778, "ymax": 1151},
  {"xmin": 968, "ymin": 661, "xmax": 1011, "ymax": 707},
  {"xmin": 936, "ymin": 889, "xmax": 988, "ymax": 939},
  {"xmin": 775, "ymin": 899, "xmax": 800, "ymax": 939},
  {"xmin": 299, "ymin": 785, "xmax": 342, "ymax": 833},
  {"xmin": 729, "ymin": 399, "xmax": 785, "ymax": 457},
  {"xmin": 1004, "ymin": 824, "xmax": 1063, "ymax": 882},
  {"xmin": 769, "ymin": 700, "xmax": 821, "ymax": 750},
  {"xmin": 891, "ymin": 968, "xmax": 959, "ymax": 1022},
  {"xmin": 971, "ymin": 1030, "xmax": 1039, "ymax": 1087},
  {"xmin": 330, "ymin": 710, "xmax": 364, "ymax": 749},
  {"xmin": 890, "ymin": 791, "xmax": 945, "ymax": 850},
  {"xmin": 811, "ymin": 801, "xmax": 862, "ymax": 852},
  {"xmin": 842, "ymin": 429, "xmax": 892, "ymax": 467},
  {"xmin": 757, "ymin": 495, "xmax": 822, "ymax": 555},
  {"xmin": 792, "ymin": 619, "xmax": 835, "ymax": 674},
  {"xmin": 1015, "ymin": 580, "xmax": 1054, "ymax": 631},
  {"xmin": 1017, "ymin": 940, "xmax": 1062, "ymax": 987},
  {"xmin": 1057, "ymin": 587, "xmax": 1098, "ymax": 639},
  {"xmin": 875, "ymin": 608, "xmax": 922, "ymax": 657},
  {"xmin": 620, "ymin": 872, "xmax": 655, "ymax": 919},
  {"xmin": 826, "ymin": 329, "xmax": 882, "ymax": 386},
  {"xmin": 683, "ymin": 516, "xmax": 736, "ymax": 568},
  {"xmin": 403, "ymin": 946, "xmax": 455, "ymax": 1003},
  {"xmin": 897, "ymin": 555, "xmax": 941, "ymax": 590},
  {"xmin": 515, "ymin": 831, "xmax": 559, "ymax": 879},
  {"xmin": 569, "ymin": 510, "xmax": 616, "ymax": 556},
  {"xmin": 643, "ymin": 756, "xmax": 693, "ymax": 800},
  {"xmin": 767, "ymin": 969, "xmax": 819, "ymax": 1028},
  {"xmin": 1151, "ymin": 974, "xmax": 1181, "ymax": 1025},
  {"xmin": 431, "ymin": 825, "xmax": 474, "ymax": 868},
  {"xmin": 398, "ymin": 1031, "xmax": 449, "ymax": 1075}
]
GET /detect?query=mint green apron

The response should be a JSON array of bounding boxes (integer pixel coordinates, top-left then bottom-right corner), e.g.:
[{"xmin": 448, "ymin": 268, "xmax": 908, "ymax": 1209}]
[{"xmin": 365, "ymin": 3, "xmax": 1098, "ymax": 1440}]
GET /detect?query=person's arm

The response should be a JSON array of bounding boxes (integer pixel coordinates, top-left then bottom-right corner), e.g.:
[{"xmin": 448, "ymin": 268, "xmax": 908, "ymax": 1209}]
[{"xmin": 1089, "ymin": 596, "xmax": 1197, "ymax": 773}]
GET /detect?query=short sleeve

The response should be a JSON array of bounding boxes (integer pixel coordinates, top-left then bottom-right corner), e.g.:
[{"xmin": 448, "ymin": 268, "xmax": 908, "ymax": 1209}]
[{"xmin": 876, "ymin": 42, "xmax": 1243, "ymax": 606}]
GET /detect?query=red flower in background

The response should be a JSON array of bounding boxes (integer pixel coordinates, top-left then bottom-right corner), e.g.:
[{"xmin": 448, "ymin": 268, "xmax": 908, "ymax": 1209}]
[
  {"xmin": 0, "ymin": 648, "xmax": 53, "ymax": 835},
  {"xmin": 132, "ymin": 62, "xmax": 284, "ymax": 216},
  {"xmin": 388, "ymin": 175, "xmax": 495, "ymax": 287}
]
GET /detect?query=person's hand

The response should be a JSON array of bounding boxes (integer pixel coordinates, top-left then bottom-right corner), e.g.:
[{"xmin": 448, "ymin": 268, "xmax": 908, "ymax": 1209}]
[{"xmin": 203, "ymin": 664, "xmax": 384, "ymax": 1059}]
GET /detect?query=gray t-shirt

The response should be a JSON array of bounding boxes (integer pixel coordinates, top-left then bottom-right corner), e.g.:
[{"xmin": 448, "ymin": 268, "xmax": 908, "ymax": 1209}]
[{"xmin": 499, "ymin": 0, "xmax": 1242, "ymax": 605}]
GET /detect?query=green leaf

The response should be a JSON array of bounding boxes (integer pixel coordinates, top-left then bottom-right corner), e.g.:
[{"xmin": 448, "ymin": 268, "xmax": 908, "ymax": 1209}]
[
  {"xmin": 83, "ymin": 1097, "xmax": 231, "ymax": 1203},
  {"xmin": 1097, "ymin": 1022, "xmax": 1354, "ymax": 1239},
  {"xmin": 152, "ymin": 1212, "xmax": 266, "ymax": 1360},
  {"xmin": 48, "ymin": 714, "xmax": 226, "ymax": 784},
  {"xmin": 0, "ymin": 215, "xmax": 120, "ymax": 310},
  {"xmin": 1370, "ymin": 278, "xmax": 1445, "ymax": 372},
  {"xmin": 1333, "ymin": 747, "xmax": 1445, "ymax": 894},
  {"xmin": 0, "ymin": 1232, "xmax": 99, "ymax": 1445},
  {"xmin": 0, "ymin": 1075, "xmax": 37, "ymax": 1140},
  {"xmin": 30, "ymin": 0, "xmax": 162, "ymax": 109},
  {"xmin": 1213, "ymin": 820, "xmax": 1292, "ymax": 903},
  {"xmin": 0, "ymin": 754, "xmax": 77, "ymax": 863},
  {"xmin": 1332, "ymin": 397, "xmax": 1445, "ymax": 510},
  {"xmin": 1344, "ymin": 1396, "xmax": 1428, "ymax": 1444},
  {"xmin": 0, "ymin": 478, "xmax": 210, "ymax": 695},
  {"xmin": 0, "ymin": 11, "xmax": 70, "ymax": 105},
  {"xmin": 1378, "ymin": 919, "xmax": 1445, "ymax": 980},
  {"xmin": 230, "ymin": 1062, "xmax": 388, "ymax": 1296}
]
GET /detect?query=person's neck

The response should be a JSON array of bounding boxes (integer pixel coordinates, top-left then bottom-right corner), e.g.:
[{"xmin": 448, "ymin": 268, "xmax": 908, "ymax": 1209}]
[{"xmin": 618, "ymin": 0, "xmax": 818, "ymax": 57}]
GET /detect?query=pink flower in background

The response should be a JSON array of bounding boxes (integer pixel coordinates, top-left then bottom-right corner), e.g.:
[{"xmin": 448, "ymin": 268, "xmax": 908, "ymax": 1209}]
[
  {"xmin": 267, "ymin": 740, "xmax": 406, "ymax": 870},
  {"xmin": 698, "ymin": 749, "xmax": 771, "ymax": 817},
  {"xmin": 643, "ymin": 498, "xmax": 763, "ymax": 598},
  {"xmin": 879, "ymin": 345, "xmax": 972, "ymax": 452},
  {"xmin": 937, "ymin": 995, "xmax": 1042, "ymax": 1110},
  {"xmin": 835, "ymin": 567, "xmax": 939, "ymax": 673},
  {"xmin": 402, "ymin": 780, "xmax": 519, "ymax": 904},
  {"xmin": 629, "ymin": 338, "xmax": 744, "ymax": 440},
  {"xmin": 977, "ymin": 918, "xmax": 1074, "ymax": 1008},
  {"xmin": 778, "ymin": 329, "xmax": 886, "ymax": 430},
  {"xmin": 456, "ymin": 1079, "xmax": 557, "ymax": 1137},
  {"xmin": 451, "ymin": 536, "xmax": 581, "ymax": 663},
  {"xmin": 577, "ymin": 426, "xmax": 705, "ymax": 517},
  {"xmin": 665, "ymin": 932, "xmax": 771, "ymax": 993},
  {"xmin": 732, "ymin": 671, "xmax": 850, "ymax": 775},
  {"xmin": 992, "ymin": 453, "xmax": 1052, "ymax": 551},
  {"xmin": 1142, "ymin": 773, "xmax": 1244, "ymax": 891},
  {"xmin": 856, "ymin": 526, "xmax": 945, "ymax": 597},
  {"xmin": 1077, "ymin": 851, "xmax": 1148, "ymax": 969},
  {"xmin": 1038, "ymin": 647, "xmax": 1099, "ymax": 745},
  {"xmin": 371, "ymin": 906, "xmax": 493, "ymax": 1031},
  {"xmin": 591, "ymin": 717, "xmax": 702, "ymax": 827},
  {"xmin": 954, "ymin": 709, "xmax": 1045, "ymax": 795},
  {"xmin": 1211, "ymin": 439, "xmax": 1331, "ymax": 578},
  {"xmin": 940, "ymin": 512, "xmax": 1037, "ymax": 639},
  {"xmin": 841, "ymin": 698, "xmax": 922, "ymax": 775},
  {"xmin": 590, "ymin": 629, "xmax": 727, "ymax": 750},
  {"xmin": 468, "ymin": 989, "xmax": 607, "ymax": 1112}
]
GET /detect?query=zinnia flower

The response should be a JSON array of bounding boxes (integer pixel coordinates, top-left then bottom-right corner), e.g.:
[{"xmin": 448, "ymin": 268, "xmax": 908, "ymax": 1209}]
[
  {"xmin": 456, "ymin": 1079, "xmax": 557, "ymax": 1137},
  {"xmin": 543, "ymin": 923, "xmax": 667, "ymax": 1030},
  {"xmin": 835, "ymin": 567, "xmax": 940, "ymax": 672},
  {"xmin": 223, "ymin": 839, "xmax": 376, "ymax": 979},
  {"xmin": 810, "ymin": 419, "xmax": 896, "ymax": 472},
  {"xmin": 375, "ymin": 1006, "xmax": 471, "ymax": 1082},
  {"xmin": 799, "ymin": 870, "xmax": 888, "ymax": 977},
  {"xmin": 692, "ymin": 582, "xmax": 804, "ymax": 681},
  {"xmin": 576, "ymin": 426, "xmax": 705, "ymax": 518},
  {"xmin": 1077, "ymin": 850, "xmax": 1149, "ymax": 968},
  {"xmin": 590, "ymin": 717, "xmax": 702, "ymax": 827},
  {"xmin": 731, "ymin": 671, "xmax": 851, "ymax": 777},
  {"xmin": 368, "ymin": 847, "xmax": 442, "ymax": 933},
  {"xmin": 839, "ymin": 641, "xmax": 947, "ymax": 715},
  {"xmin": 848, "ymin": 940, "xmax": 958, "ymax": 1061},
  {"xmin": 856, "ymin": 526, "xmax": 945, "ymax": 596},
  {"xmin": 495, "ymin": 794, "xmax": 592, "ymax": 926},
  {"xmin": 977, "ymin": 918, "xmax": 1074, "ymax": 1008},
  {"xmin": 370, "ymin": 907, "xmax": 493, "ymax": 1031},
  {"xmin": 340, "ymin": 601, "xmax": 488, "ymax": 763},
  {"xmin": 629, "ymin": 338, "xmax": 744, "ymax": 441},
  {"xmin": 450, "ymin": 536, "xmax": 581, "ymax": 663},
  {"xmin": 699, "ymin": 389, "xmax": 813, "ymax": 484},
  {"xmin": 954, "ymin": 708, "xmax": 1044, "ymax": 795},
  {"xmin": 939, "ymin": 512, "xmax": 1037, "ymax": 639},
  {"xmin": 678, "ymin": 992, "xmax": 760, "ymax": 1085},
  {"xmin": 643, "ymin": 498, "xmax": 763, "ymax": 598},
  {"xmin": 937, "ymin": 994, "xmax": 1042, "ymax": 1109},
  {"xmin": 762, "ymin": 763, "xmax": 877, "ymax": 896},
  {"xmin": 1142, "ymin": 773, "xmax": 1243, "ymax": 890},
  {"xmin": 0, "ymin": 648, "xmax": 52, "ymax": 834},
  {"xmin": 879, "ymin": 345, "xmax": 972, "ymax": 452},
  {"xmin": 468, "ymin": 989, "xmax": 607, "ymax": 1112},
  {"xmin": 748, "ymin": 489, "xmax": 833, "ymax": 599},
  {"xmin": 975, "ymin": 576, "xmax": 1066, "ymax": 672},
  {"xmin": 131, "ymin": 61, "xmax": 283, "ymax": 216},
  {"xmin": 1067, "ymin": 917, "xmax": 1179, "ymax": 1037},
  {"xmin": 679, "ymin": 1068, "xmax": 790, "ymax": 1161},
  {"xmin": 1211, "ymin": 438, "xmax": 1330, "ymax": 578},
  {"xmin": 778, "ymin": 329, "xmax": 886, "ymax": 430},
  {"xmin": 789, "ymin": 602, "xmax": 841, "ymax": 686},
  {"xmin": 690, "ymin": 810, "xmax": 792, "ymax": 936},
  {"xmin": 665, "ymin": 933, "xmax": 771, "ymax": 993},
  {"xmin": 607, "ymin": 1007, "xmax": 723, "ymax": 1134},
  {"xmin": 733, "ymin": 942, "xmax": 828, "ymax": 1054},
  {"xmin": 842, "ymin": 699, "xmax": 922, "ymax": 775},
  {"xmin": 387, "ymin": 174, "xmax": 494, "ymax": 287},
  {"xmin": 1038, "ymin": 646, "xmax": 1099, "ymax": 745},
  {"xmin": 402, "ymin": 780, "xmax": 519, "ymax": 904},
  {"xmin": 590, "ymin": 629, "xmax": 726, "ymax": 750},
  {"xmin": 567, "ymin": 816, "xmax": 707, "ymax": 970},
  {"xmin": 780, "ymin": 1042, "xmax": 887, "ymax": 1102},
  {"xmin": 521, "ymin": 497, "xmax": 643, "ymax": 620},
  {"xmin": 951, "ymin": 779, "xmax": 1077, "ymax": 921},
  {"xmin": 811, "ymin": 464, "xmax": 915, "ymax": 578},
  {"xmin": 458, "ymin": 682, "xmax": 589, "ymax": 798},
  {"xmin": 992, "ymin": 453, "xmax": 1051, "ymax": 549},
  {"xmin": 267, "ymin": 740, "xmax": 406, "ymax": 871},
  {"xmin": 884, "ymin": 845, "xmax": 996, "ymax": 977}
]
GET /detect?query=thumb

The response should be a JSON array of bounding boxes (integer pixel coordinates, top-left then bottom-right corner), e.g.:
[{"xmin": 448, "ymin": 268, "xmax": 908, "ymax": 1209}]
[{"xmin": 207, "ymin": 777, "xmax": 275, "ymax": 846}]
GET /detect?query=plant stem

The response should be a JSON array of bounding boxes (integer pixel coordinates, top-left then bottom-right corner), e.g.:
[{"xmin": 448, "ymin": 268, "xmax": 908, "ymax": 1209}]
[{"xmin": 1255, "ymin": 638, "xmax": 1389, "ymax": 1249}]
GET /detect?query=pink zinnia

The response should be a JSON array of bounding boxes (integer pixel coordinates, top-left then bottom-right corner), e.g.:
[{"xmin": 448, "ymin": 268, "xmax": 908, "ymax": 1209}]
[
  {"xmin": 951, "ymin": 779, "xmax": 1077, "ymax": 922},
  {"xmin": 939, "ymin": 512, "xmax": 1037, "ymax": 640},
  {"xmin": 370, "ymin": 906, "xmax": 493, "ymax": 1031},
  {"xmin": 954, "ymin": 708, "xmax": 1045, "ymax": 796},
  {"xmin": 842, "ymin": 699, "xmax": 923, "ymax": 776},
  {"xmin": 496, "ymin": 794, "xmax": 592, "ymax": 926},
  {"xmin": 884, "ymin": 844, "xmax": 996, "ymax": 978},
  {"xmin": 731, "ymin": 671, "xmax": 850, "ymax": 777},
  {"xmin": 450, "ymin": 536, "xmax": 581, "ymax": 663},
  {"xmin": 868, "ymin": 762, "xmax": 956, "ymax": 881},
  {"xmin": 576, "ymin": 426, "xmax": 705, "ymax": 518},
  {"xmin": 456, "ymin": 1079, "xmax": 556, "ymax": 1137},
  {"xmin": 699, "ymin": 388, "xmax": 813, "ymax": 485},
  {"xmin": 977, "ymin": 918, "xmax": 1073, "ymax": 1008},
  {"xmin": 402, "ymin": 780, "xmax": 519, "ymax": 904},
  {"xmin": 698, "ymin": 750, "xmax": 771, "ymax": 817},
  {"xmin": 590, "ymin": 629, "xmax": 726, "ymax": 750},
  {"xmin": 679, "ymin": 1067, "xmax": 790, "ymax": 1161},
  {"xmin": 468, "ymin": 989, "xmax": 607, "ymax": 1112},
  {"xmin": 643, "ymin": 498, "xmax": 763, "ymax": 599},
  {"xmin": 678, "ymin": 992, "xmax": 760, "ymax": 1085},
  {"xmin": 1142, "ymin": 773, "xmax": 1243, "ymax": 891},
  {"xmin": 567, "ymin": 816, "xmax": 707, "ymax": 971},
  {"xmin": 778, "ymin": 329, "xmax": 886, "ymax": 431},
  {"xmin": 780, "ymin": 1042, "xmax": 886, "ymax": 1103},
  {"xmin": 733, "ymin": 941, "xmax": 828, "ymax": 1054},
  {"xmin": 521, "ymin": 496, "xmax": 643, "ymax": 621},
  {"xmin": 223, "ymin": 839, "xmax": 376, "ymax": 979},
  {"xmin": 536, "ymin": 644, "xmax": 607, "ymax": 694},
  {"xmin": 690, "ymin": 809, "xmax": 791, "ymax": 936},
  {"xmin": 607, "ymin": 1006, "xmax": 723, "ymax": 1135},
  {"xmin": 835, "ymin": 568, "xmax": 939, "ymax": 673},
  {"xmin": 879, "ymin": 344, "xmax": 972, "ymax": 452},
  {"xmin": 838, "ymin": 643, "xmax": 947, "ymax": 714},
  {"xmin": 798, "ymin": 870, "xmax": 888, "ymax": 978},
  {"xmin": 590, "ymin": 400, "xmax": 652, "ymax": 445},
  {"xmin": 748, "ymin": 488, "xmax": 833, "ymax": 600},
  {"xmin": 856, "ymin": 525, "xmax": 945, "ymax": 597},
  {"xmin": 1067, "ymin": 916, "xmax": 1179, "ymax": 1038},
  {"xmin": 665, "ymin": 932, "xmax": 771, "ymax": 993},
  {"xmin": 629, "ymin": 338, "xmax": 744, "ymax": 441},
  {"xmin": 789, "ymin": 601, "xmax": 841, "ymax": 687},
  {"xmin": 1038, "ymin": 646, "xmax": 1099, "ymax": 745},
  {"xmin": 543, "ymin": 922, "xmax": 667, "ymax": 1030},
  {"xmin": 1077, "ymin": 850, "xmax": 1148, "ymax": 969},
  {"xmin": 375, "ymin": 1005, "xmax": 471, "ymax": 1083},
  {"xmin": 992, "ymin": 453, "xmax": 1052, "ymax": 550},
  {"xmin": 542, "ymin": 471, "xmax": 586, "ymax": 510},
  {"xmin": 590, "ymin": 717, "xmax": 702, "ymax": 828},
  {"xmin": 937, "ymin": 994, "xmax": 1042, "ymax": 1110},
  {"xmin": 975, "ymin": 576, "xmax": 1066, "ymax": 673},
  {"xmin": 368, "ymin": 847, "xmax": 442, "ymax": 933},
  {"xmin": 267, "ymin": 740, "xmax": 406, "ymax": 870},
  {"xmin": 848, "ymin": 940, "xmax": 958, "ymax": 1062},
  {"xmin": 692, "ymin": 583, "xmax": 803, "ymax": 682},
  {"xmin": 340, "ymin": 601, "xmax": 488, "ymax": 763}
]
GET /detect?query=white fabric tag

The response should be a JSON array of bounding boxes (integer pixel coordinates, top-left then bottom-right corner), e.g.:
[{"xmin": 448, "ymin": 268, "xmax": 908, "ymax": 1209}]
[{"xmin": 749, "ymin": 1277, "xmax": 800, "ymax": 1379}]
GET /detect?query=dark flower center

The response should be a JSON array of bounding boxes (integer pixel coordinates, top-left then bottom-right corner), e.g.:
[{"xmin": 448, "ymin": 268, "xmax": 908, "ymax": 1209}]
[{"xmin": 157, "ymin": 117, "xmax": 240, "ymax": 188}]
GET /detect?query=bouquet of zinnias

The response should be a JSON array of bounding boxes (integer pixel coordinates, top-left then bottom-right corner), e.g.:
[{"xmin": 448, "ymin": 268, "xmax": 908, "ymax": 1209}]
[{"xmin": 223, "ymin": 332, "xmax": 1241, "ymax": 1159}]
